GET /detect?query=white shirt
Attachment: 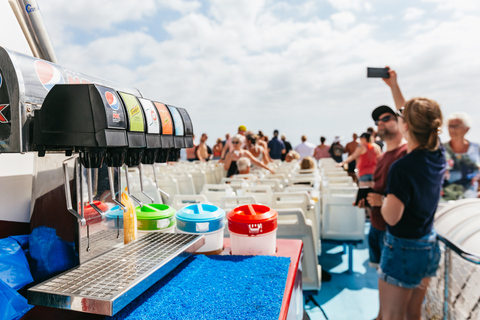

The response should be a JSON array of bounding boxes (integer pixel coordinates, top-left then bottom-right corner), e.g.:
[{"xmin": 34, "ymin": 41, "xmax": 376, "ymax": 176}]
[{"xmin": 295, "ymin": 141, "xmax": 316, "ymax": 159}]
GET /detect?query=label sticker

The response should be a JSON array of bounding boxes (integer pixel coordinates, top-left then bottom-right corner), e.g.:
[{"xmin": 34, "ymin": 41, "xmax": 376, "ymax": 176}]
[
  {"xmin": 119, "ymin": 92, "xmax": 144, "ymax": 132},
  {"xmin": 138, "ymin": 98, "xmax": 160, "ymax": 134},
  {"xmin": 96, "ymin": 86, "xmax": 126, "ymax": 129},
  {"xmin": 168, "ymin": 106, "xmax": 184, "ymax": 136},
  {"xmin": 35, "ymin": 60, "xmax": 65, "ymax": 91},
  {"xmin": 154, "ymin": 102, "xmax": 173, "ymax": 135}
]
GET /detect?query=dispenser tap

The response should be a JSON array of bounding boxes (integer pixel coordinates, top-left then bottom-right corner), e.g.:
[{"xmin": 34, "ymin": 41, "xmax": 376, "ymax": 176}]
[
  {"xmin": 108, "ymin": 166, "xmax": 127, "ymax": 211},
  {"xmin": 152, "ymin": 163, "xmax": 170, "ymax": 199},
  {"xmin": 63, "ymin": 157, "xmax": 86, "ymax": 226},
  {"xmin": 123, "ymin": 164, "xmax": 143, "ymax": 206},
  {"xmin": 139, "ymin": 164, "xmax": 156, "ymax": 203},
  {"xmin": 86, "ymin": 168, "xmax": 106, "ymax": 219}
]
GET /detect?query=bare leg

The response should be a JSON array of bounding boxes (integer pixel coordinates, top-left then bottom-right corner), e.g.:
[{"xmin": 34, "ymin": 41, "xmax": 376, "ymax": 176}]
[
  {"xmin": 378, "ymin": 279, "xmax": 412, "ymax": 320},
  {"xmin": 405, "ymin": 277, "xmax": 430, "ymax": 320}
]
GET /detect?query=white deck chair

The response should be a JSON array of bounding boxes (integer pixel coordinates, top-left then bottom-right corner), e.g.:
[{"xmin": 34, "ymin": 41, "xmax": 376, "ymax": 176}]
[
  {"xmin": 232, "ymin": 173, "xmax": 257, "ymax": 180},
  {"xmin": 265, "ymin": 173, "xmax": 290, "ymax": 186},
  {"xmin": 255, "ymin": 178, "xmax": 284, "ymax": 192},
  {"xmin": 171, "ymin": 194, "xmax": 210, "ymax": 211},
  {"xmin": 276, "ymin": 208, "xmax": 321, "ymax": 291},
  {"xmin": 170, "ymin": 173, "xmax": 196, "ymax": 195},
  {"xmin": 188, "ymin": 170, "xmax": 207, "ymax": 194},
  {"xmin": 318, "ymin": 158, "xmax": 337, "ymax": 167},
  {"xmin": 220, "ymin": 177, "xmax": 250, "ymax": 192},
  {"xmin": 289, "ymin": 176, "xmax": 316, "ymax": 187},
  {"xmin": 211, "ymin": 165, "xmax": 225, "ymax": 184},
  {"xmin": 156, "ymin": 176, "xmax": 180, "ymax": 205},
  {"xmin": 321, "ymin": 193, "xmax": 365, "ymax": 240},
  {"xmin": 200, "ymin": 184, "xmax": 235, "ymax": 206},
  {"xmin": 120, "ymin": 169, "xmax": 163, "ymax": 205},
  {"xmin": 205, "ymin": 166, "xmax": 218, "ymax": 184},
  {"xmin": 238, "ymin": 185, "xmax": 273, "ymax": 205},
  {"xmin": 270, "ymin": 192, "xmax": 320, "ymax": 255}
]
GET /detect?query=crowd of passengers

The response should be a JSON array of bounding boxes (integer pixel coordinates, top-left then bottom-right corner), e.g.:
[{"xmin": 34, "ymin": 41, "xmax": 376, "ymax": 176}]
[{"xmin": 184, "ymin": 67, "xmax": 478, "ymax": 320}]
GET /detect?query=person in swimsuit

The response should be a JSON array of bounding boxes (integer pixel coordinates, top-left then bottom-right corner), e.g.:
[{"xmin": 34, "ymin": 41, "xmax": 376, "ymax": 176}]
[
  {"xmin": 224, "ymin": 135, "xmax": 274, "ymax": 177},
  {"xmin": 245, "ymin": 133, "xmax": 269, "ymax": 165}
]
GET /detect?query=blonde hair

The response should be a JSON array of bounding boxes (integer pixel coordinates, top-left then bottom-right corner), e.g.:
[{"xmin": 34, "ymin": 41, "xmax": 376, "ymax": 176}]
[
  {"xmin": 237, "ymin": 157, "xmax": 251, "ymax": 172},
  {"xmin": 300, "ymin": 156, "xmax": 316, "ymax": 170},
  {"xmin": 403, "ymin": 97, "xmax": 443, "ymax": 151}
]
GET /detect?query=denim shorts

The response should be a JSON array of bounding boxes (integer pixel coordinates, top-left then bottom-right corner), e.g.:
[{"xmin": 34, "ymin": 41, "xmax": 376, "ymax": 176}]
[
  {"xmin": 378, "ymin": 230, "xmax": 441, "ymax": 289},
  {"xmin": 359, "ymin": 174, "xmax": 373, "ymax": 182}
]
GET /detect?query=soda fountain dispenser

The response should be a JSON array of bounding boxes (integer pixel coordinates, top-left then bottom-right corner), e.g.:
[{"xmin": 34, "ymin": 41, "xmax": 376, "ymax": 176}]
[{"xmin": 0, "ymin": 47, "xmax": 204, "ymax": 316}]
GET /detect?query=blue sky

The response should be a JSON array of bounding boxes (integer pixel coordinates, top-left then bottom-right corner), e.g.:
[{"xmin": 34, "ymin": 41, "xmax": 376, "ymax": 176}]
[{"xmin": 2, "ymin": 0, "xmax": 480, "ymax": 148}]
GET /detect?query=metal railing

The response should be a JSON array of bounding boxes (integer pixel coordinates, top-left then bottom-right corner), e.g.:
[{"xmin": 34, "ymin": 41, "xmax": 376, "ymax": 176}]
[{"xmin": 423, "ymin": 235, "xmax": 480, "ymax": 320}]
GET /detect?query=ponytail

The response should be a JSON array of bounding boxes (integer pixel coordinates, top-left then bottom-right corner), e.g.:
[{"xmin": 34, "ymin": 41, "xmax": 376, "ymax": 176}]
[{"xmin": 403, "ymin": 98, "xmax": 443, "ymax": 151}]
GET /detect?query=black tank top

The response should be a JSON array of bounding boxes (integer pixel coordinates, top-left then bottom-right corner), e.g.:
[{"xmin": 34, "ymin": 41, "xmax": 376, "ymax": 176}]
[{"xmin": 227, "ymin": 161, "xmax": 238, "ymax": 177}]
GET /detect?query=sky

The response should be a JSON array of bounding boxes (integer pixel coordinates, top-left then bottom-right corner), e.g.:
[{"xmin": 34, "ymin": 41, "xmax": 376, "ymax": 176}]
[{"xmin": 1, "ymin": 0, "xmax": 480, "ymax": 148}]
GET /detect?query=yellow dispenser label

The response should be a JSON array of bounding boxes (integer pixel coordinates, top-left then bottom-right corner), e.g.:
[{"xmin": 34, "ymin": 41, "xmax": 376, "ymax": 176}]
[{"xmin": 119, "ymin": 92, "xmax": 145, "ymax": 132}]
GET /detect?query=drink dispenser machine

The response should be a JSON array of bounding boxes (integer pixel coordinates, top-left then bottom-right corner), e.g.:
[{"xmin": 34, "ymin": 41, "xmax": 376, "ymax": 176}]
[{"xmin": 0, "ymin": 46, "xmax": 204, "ymax": 316}]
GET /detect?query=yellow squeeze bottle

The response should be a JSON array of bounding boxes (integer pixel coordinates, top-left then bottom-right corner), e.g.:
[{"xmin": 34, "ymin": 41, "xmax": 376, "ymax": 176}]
[{"xmin": 121, "ymin": 189, "xmax": 137, "ymax": 244}]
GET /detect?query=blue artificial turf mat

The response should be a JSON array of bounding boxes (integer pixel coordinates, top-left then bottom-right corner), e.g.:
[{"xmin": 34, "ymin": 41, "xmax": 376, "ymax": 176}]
[{"xmin": 108, "ymin": 254, "xmax": 291, "ymax": 320}]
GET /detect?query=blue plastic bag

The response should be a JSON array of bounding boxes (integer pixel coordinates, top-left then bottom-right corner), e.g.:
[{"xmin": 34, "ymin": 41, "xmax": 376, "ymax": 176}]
[
  {"xmin": 0, "ymin": 237, "xmax": 34, "ymax": 290},
  {"xmin": 28, "ymin": 227, "xmax": 77, "ymax": 281},
  {"xmin": 0, "ymin": 278, "xmax": 32, "ymax": 320}
]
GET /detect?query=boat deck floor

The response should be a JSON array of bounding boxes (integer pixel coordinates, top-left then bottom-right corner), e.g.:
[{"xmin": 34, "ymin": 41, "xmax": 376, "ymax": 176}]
[{"xmin": 305, "ymin": 223, "xmax": 379, "ymax": 320}]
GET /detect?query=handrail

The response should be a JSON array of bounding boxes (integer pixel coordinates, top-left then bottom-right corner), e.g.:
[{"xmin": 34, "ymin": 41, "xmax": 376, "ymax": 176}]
[{"xmin": 437, "ymin": 233, "xmax": 480, "ymax": 265}]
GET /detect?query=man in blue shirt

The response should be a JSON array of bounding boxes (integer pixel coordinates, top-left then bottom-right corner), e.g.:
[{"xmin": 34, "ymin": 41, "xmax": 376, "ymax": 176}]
[{"xmin": 268, "ymin": 130, "xmax": 286, "ymax": 160}]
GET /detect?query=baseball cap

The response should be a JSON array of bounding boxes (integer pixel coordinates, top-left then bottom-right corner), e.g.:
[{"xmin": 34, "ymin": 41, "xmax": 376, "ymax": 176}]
[
  {"xmin": 372, "ymin": 105, "xmax": 396, "ymax": 121},
  {"xmin": 238, "ymin": 125, "xmax": 247, "ymax": 132}
]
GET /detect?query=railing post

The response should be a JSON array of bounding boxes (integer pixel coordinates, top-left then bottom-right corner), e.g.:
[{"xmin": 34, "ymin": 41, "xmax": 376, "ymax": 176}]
[{"xmin": 443, "ymin": 247, "xmax": 450, "ymax": 320}]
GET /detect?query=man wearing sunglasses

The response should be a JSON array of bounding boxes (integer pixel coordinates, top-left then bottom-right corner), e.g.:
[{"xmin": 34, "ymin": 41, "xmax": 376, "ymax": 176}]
[{"xmin": 356, "ymin": 104, "xmax": 407, "ymax": 269}]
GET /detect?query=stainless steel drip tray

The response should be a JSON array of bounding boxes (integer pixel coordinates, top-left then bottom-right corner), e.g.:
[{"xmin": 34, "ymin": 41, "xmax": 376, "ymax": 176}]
[{"xmin": 28, "ymin": 232, "xmax": 205, "ymax": 316}]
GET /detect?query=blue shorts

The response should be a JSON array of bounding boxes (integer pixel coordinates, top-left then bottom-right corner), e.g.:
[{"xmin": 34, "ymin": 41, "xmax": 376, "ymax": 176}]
[
  {"xmin": 378, "ymin": 230, "xmax": 441, "ymax": 289},
  {"xmin": 368, "ymin": 226, "xmax": 386, "ymax": 265},
  {"xmin": 359, "ymin": 174, "xmax": 373, "ymax": 182}
]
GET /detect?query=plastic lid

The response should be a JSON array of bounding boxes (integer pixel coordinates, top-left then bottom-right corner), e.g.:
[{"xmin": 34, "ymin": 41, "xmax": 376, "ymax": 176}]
[
  {"xmin": 135, "ymin": 204, "xmax": 176, "ymax": 220},
  {"xmin": 176, "ymin": 204, "xmax": 226, "ymax": 233},
  {"xmin": 105, "ymin": 205, "xmax": 123, "ymax": 219},
  {"xmin": 227, "ymin": 204, "xmax": 277, "ymax": 235},
  {"xmin": 84, "ymin": 201, "xmax": 109, "ymax": 225}
]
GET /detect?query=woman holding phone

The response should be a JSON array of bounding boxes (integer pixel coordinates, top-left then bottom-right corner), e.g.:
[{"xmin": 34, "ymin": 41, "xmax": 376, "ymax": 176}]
[{"xmin": 378, "ymin": 97, "xmax": 445, "ymax": 320}]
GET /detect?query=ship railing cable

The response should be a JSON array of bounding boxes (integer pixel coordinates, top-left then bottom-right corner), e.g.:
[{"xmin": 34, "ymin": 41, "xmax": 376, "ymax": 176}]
[{"xmin": 422, "ymin": 232, "xmax": 480, "ymax": 320}]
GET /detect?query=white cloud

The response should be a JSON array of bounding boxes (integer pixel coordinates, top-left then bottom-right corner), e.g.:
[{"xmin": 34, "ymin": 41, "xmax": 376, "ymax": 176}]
[
  {"xmin": 403, "ymin": 7, "xmax": 425, "ymax": 20},
  {"xmin": 331, "ymin": 12, "xmax": 356, "ymax": 29},
  {"xmin": 3, "ymin": 0, "xmax": 480, "ymax": 147},
  {"xmin": 325, "ymin": 0, "xmax": 369, "ymax": 11},
  {"xmin": 158, "ymin": 0, "xmax": 201, "ymax": 14}
]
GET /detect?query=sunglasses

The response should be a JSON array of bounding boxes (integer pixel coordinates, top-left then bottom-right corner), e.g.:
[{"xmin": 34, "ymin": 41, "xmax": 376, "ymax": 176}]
[
  {"xmin": 396, "ymin": 107, "xmax": 404, "ymax": 119},
  {"xmin": 232, "ymin": 141, "xmax": 240, "ymax": 144},
  {"xmin": 448, "ymin": 124, "xmax": 465, "ymax": 129},
  {"xmin": 375, "ymin": 114, "xmax": 394, "ymax": 125}
]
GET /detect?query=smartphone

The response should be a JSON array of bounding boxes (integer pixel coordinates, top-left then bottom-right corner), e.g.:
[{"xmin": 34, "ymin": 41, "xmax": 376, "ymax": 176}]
[
  {"xmin": 367, "ymin": 67, "xmax": 390, "ymax": 78},
  {"xmin": 355, "ymin": 187, "xmax": 374, "ymax": 207}
]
